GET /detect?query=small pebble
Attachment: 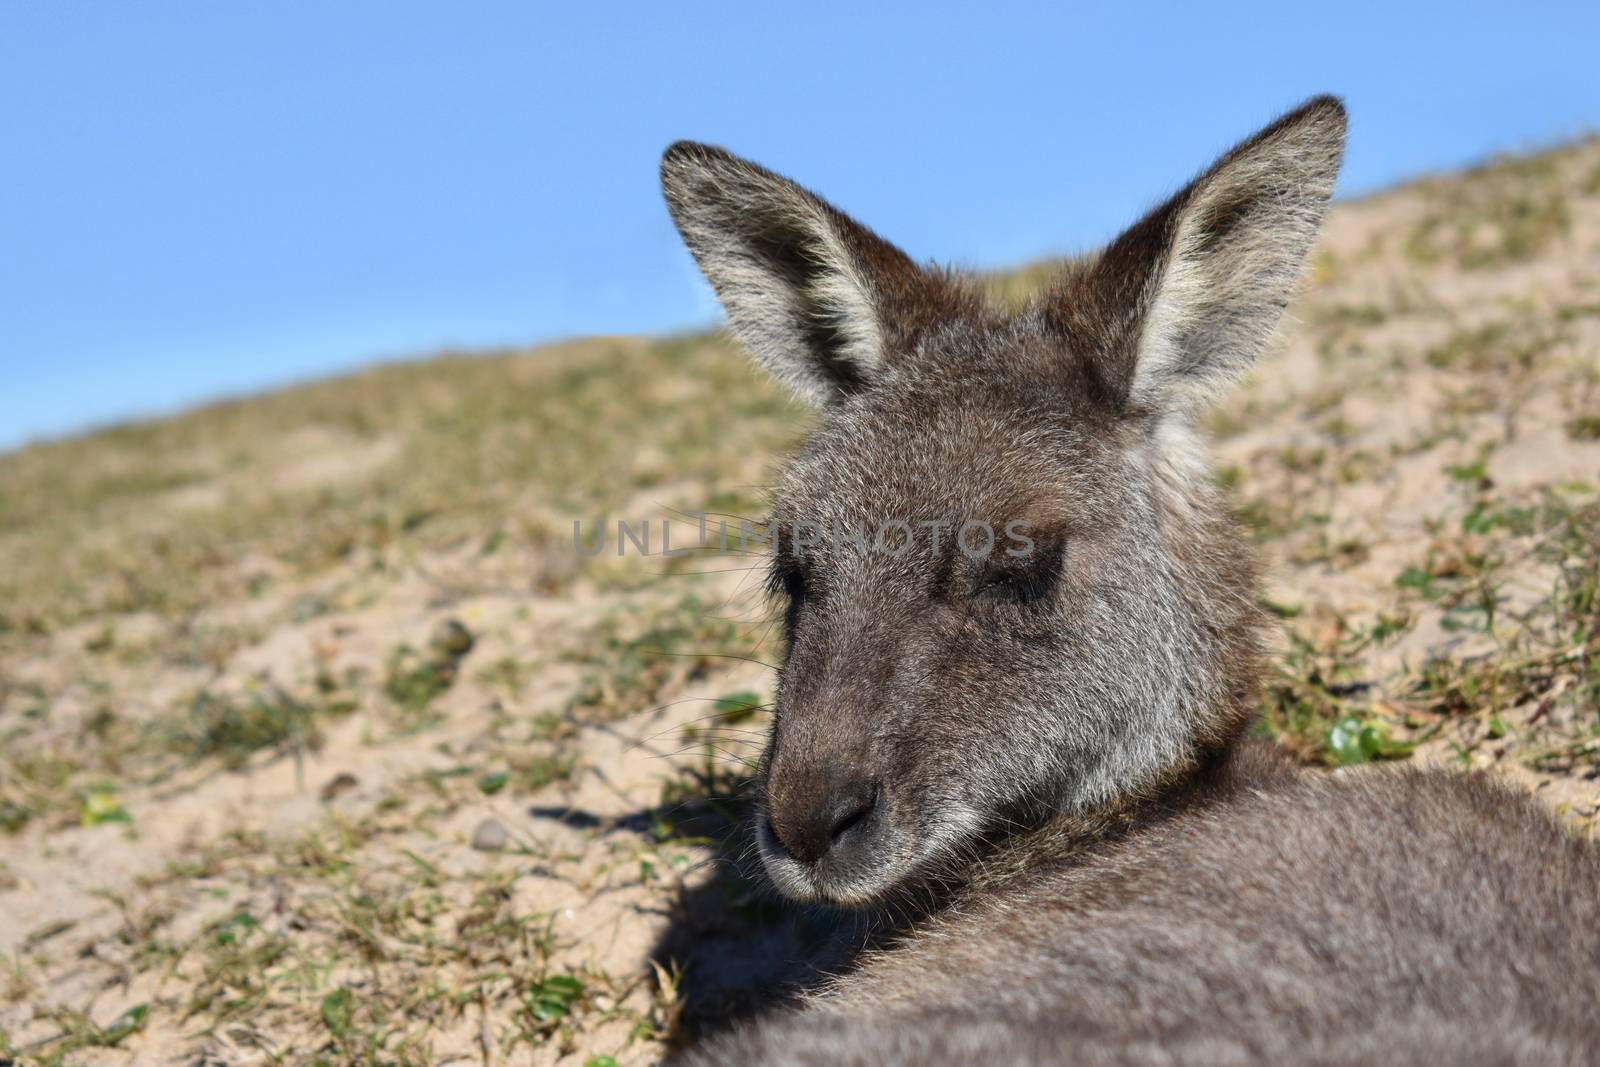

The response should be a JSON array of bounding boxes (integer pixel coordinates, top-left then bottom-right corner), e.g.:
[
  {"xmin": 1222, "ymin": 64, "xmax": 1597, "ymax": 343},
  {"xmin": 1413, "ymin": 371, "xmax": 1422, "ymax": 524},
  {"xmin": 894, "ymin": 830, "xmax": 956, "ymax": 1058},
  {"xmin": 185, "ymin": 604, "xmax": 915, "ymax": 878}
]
[
  {"xmin": 471, "ymin": 817, "xmax": 509, "ymax": 852},
  {"xmin": 319, "ymin": 772, "xmax": 359, "ymax": 802},
  {"xmin": 429, "ymin": 618, "xmax": 475, "ymax": 659}
]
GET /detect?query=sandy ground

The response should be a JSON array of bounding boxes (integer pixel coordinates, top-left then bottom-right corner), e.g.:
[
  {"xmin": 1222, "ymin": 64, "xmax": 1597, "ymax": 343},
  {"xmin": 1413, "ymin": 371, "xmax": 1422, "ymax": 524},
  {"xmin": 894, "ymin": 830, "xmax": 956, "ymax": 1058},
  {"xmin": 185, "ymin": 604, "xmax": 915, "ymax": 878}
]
[{"xmin": 2, "ymin": 139, "xmax": 1598, "ymax": 1065}]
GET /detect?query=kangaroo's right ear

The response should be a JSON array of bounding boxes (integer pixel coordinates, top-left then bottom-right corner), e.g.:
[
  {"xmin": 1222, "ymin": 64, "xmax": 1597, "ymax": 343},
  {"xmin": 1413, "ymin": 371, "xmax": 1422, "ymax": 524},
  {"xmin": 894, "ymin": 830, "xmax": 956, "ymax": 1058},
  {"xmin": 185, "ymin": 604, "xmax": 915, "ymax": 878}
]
[
  {"xmin": 661, "ymin": 142, "xmax": 929, "ymax": 406},
  {"xmin": 1048, "ymin": 96, "xmax": 1347, "ymax": 420}
]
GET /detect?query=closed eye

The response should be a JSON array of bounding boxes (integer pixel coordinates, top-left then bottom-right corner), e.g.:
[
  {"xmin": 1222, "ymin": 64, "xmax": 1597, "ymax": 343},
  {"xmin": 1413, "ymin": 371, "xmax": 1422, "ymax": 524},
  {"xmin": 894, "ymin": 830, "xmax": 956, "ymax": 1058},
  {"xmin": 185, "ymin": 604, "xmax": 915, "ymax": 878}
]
[{"xmin": 973, "ymin": 543, "xmax": 1063, "ymax": 604}]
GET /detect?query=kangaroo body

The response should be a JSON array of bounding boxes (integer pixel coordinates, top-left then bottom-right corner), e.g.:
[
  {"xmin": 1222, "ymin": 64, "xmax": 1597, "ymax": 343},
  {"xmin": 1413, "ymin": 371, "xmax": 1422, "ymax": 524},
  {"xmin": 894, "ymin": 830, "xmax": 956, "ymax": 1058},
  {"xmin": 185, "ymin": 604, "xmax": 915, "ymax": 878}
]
[
  {"xmin": 659, "ymin": 99, "xmax": 1600, "ymax": 1065},
  {"xmin": 692, "ymin": 745, "xmax": 1600, "ymax": 1065}
]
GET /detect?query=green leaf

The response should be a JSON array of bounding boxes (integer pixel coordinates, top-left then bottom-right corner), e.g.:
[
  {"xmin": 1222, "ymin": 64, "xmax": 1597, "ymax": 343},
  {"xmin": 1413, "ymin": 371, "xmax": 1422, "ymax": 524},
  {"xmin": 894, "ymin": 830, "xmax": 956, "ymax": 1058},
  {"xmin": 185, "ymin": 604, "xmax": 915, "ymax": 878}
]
[
  {"xmin": 1395, "ymin": 567, "xmax": 1437, "ymax": 598},
  {"xmin": 1326, "ymin": 715, "xmax": 1369, "ymax": 765},
  {"xmin": 1447, "ymin": 457, "xmax": 1489, "ymax": 486},
  {"xmin": 714, "ymin": 690, "xmax": 763, "ymax": 723},
  {"xmin": 214, "ymin": 912, "xmax": 258, "ymax": 946},
  {"xmin": 539, "ymin": 974, "xmax": 584, "ymax": 997},
  {"xmin": 587, "ymin": 1058, "xmax": 621, "ymax": 1067},
  {"xmin": 321, "ymin": 989, "xmax": 354, "ymax": 1037},
  {"xmin": 81, "ymin": 790, "xmax": 132, "ymax": 827},
  {"xmin": 527, "ymin": 974, "xmax": 585, "ymax": 1022},
  {"xmin": 478, "ymin": 771, "xmax": 510, "ymax": 795},
  {"xmin": 100, "ymin": 1003, "xmax": 148, "ymax": 1046},
  {"xmin": 1329, "ymin": 717, "xmax": 1416, "ymax": 763},
  {"xmin": 1357, "ymin": 725, "xmax": 1387, "ymax": 758},
  {"xmin": 1367, "ymin": 614, "xmax": 1410, "ymax": 642},
  {"xmin": 1263, "ymin": 598, "xmax": 1304, "ymax": 619},
  {"xmin": 1461, "ymin": 505, "xmax": 1502, "ymax": 535},
  {"xmin": 1369, "ymin": 733, "xmax": 1417, "ymax": 759},
  {"xmin": 403, "ymin": 849, "xmax": 442, "ymax": 877}
]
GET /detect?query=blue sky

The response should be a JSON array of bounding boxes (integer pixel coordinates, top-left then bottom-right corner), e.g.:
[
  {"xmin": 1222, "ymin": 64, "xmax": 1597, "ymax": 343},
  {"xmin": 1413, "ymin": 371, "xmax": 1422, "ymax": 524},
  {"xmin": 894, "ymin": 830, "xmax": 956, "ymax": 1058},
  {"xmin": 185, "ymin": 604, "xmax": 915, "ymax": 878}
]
[{"xmin": 3, "ymin": 3, "xmax": 1598, "ymax": 450}]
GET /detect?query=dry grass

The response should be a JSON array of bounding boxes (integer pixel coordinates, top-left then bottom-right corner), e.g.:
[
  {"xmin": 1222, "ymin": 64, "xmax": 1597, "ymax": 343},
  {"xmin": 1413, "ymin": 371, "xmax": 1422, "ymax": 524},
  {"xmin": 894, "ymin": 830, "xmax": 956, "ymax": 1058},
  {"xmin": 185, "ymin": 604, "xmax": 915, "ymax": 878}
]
[{"xmin": 3, "ymin": 137, "xmax": 1600, "ymax": 1065}]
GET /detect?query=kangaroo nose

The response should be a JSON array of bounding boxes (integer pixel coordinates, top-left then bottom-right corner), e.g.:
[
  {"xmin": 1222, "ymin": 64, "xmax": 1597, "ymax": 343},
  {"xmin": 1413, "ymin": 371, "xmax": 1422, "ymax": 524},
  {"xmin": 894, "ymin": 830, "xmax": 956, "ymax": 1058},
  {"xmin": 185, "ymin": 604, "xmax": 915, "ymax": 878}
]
[{"xmin": 767, "ymin": 778, "xmax": 881, "ymax": 866}]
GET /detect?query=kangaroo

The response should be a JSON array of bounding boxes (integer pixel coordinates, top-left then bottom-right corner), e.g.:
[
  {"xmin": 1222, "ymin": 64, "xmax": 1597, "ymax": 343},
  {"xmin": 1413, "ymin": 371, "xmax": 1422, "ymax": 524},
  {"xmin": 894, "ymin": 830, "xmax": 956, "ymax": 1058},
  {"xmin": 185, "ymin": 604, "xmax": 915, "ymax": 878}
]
[{"xmin": 658, "ymin": 98, "xmax": 1600, "ymax": 1065}]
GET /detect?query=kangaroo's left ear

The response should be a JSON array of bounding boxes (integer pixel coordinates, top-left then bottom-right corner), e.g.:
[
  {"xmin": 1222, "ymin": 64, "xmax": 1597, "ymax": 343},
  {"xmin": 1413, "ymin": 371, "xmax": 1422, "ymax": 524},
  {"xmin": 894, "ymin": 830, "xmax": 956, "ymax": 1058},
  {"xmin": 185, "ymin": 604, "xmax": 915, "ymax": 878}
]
[
  {"xmin": 1053, "ymin": 96, "xmax": 1347, "ymax": 417},
  {"xmin": 661, "ymin": 141, "xmax": 938, "ymax": 406}
]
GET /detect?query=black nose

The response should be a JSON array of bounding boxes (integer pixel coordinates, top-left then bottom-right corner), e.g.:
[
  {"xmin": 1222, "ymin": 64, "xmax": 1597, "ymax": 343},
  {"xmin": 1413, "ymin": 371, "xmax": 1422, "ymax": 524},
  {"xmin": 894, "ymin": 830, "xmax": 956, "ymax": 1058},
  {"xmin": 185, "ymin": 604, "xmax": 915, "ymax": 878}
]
[{"xmin": 767, "ymin": 778, "xmax": 881, "ymax": 866}]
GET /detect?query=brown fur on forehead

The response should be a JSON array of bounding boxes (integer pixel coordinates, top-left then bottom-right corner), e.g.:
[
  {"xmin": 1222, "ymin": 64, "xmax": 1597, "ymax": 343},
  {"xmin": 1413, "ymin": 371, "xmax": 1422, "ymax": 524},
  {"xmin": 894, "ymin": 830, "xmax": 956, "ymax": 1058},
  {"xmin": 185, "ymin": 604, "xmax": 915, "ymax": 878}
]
[{"xmin": 774, "ymin": 345, "xmax": 1134, "ymax": 538}]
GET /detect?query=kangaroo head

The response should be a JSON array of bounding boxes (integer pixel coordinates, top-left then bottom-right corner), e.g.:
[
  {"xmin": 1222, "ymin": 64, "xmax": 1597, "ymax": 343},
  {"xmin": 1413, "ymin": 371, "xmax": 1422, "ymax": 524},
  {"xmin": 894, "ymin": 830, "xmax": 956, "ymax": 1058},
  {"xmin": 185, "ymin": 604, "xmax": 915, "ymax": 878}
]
[{"xmin": 661, "ymin": 98, "xmax": 1346, "ymax": 907}]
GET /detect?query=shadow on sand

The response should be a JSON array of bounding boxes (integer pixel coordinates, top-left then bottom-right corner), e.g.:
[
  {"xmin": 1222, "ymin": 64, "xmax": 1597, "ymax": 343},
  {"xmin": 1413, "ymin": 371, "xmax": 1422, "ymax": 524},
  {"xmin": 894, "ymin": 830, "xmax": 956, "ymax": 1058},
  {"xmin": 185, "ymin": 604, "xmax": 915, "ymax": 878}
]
[{"xmin": 530, "ymin": 787, "xmax": 867, "ymax": 1053}]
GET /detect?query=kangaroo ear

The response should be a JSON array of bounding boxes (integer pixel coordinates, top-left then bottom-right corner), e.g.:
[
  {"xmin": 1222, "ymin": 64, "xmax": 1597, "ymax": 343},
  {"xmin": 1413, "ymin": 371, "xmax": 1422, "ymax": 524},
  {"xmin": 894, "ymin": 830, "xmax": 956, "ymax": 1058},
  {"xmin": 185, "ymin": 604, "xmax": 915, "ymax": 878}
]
[
  {"xmin": 1056, "ymin": 96, "xmax": 1347, "ymax": 417},
  {"xmin": 661, "ymin": 142, "xmax": 929, "ymax": 406}
]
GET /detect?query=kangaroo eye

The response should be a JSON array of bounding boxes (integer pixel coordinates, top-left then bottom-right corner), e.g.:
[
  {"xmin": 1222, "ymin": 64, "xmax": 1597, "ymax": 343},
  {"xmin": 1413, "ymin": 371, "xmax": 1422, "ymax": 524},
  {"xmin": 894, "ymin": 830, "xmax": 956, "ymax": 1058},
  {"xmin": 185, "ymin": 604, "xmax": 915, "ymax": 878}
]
[
  {"xmin": 977, "ymin": 572, "xmax": 1017, "ymax": 595},
  {"xmin": 975, "ymin": 571, "xmax": 1027, "ymax": 600},
  {"xmin": 974, "ymin": 543, "xmax": 1063, "ymax": 604}
]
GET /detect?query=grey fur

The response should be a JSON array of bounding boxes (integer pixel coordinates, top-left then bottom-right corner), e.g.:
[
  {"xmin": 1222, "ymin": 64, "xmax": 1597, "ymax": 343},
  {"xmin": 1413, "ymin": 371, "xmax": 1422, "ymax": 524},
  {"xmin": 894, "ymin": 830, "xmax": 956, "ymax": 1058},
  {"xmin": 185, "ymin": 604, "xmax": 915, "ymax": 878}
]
[{"xmin": 660, "ymin": 97, "xmax": 1600, "ymax": 1065}]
